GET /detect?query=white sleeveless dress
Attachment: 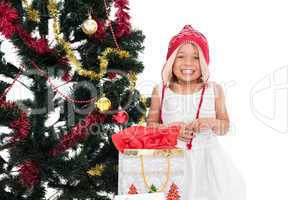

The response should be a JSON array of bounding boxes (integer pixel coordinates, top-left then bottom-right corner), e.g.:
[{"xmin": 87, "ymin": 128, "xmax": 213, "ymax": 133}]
[{"xmin": 158, "ymin": 81, "xmax": 246, "ymax": 200}]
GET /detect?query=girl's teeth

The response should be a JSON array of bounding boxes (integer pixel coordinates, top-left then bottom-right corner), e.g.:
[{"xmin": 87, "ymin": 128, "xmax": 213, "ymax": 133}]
[{"xmin": 181, "ymin": 69, "xmax": 194, "ymax": 75}]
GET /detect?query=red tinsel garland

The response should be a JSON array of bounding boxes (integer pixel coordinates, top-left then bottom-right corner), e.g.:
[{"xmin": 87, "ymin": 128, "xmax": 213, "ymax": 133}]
[
  {"xmin": 10, "ymin": 111, "xmax": 30, "ymax": 142},
  {"xmin": 15, "ymin": 25, "xmax": 52, "ymax": 55},
  {"xmin": 0, "ymin": 99, "xmax": 30, "ymax": 142},
  {"xmin": 50, "ymin": 111, "xmax": 106, "ymax": 156},
  {"xmin": 0, "ymin": 1, "xmax": 52, "ymax": 55},
  {"xmin": 0, "ymin": 98, "xmax": 16, "ymax": 109},
  {"xmin": 58, "ymin": 56, "xmax": 72, "ymax": 81},
  {"xmin": 0, "ymin": 1, "xmax": 18, "ymax": 38},
  {"xmin": 93, "ymin": 18, "xmax": 107, "ymax": 40},
  {"xmin": 114, "ymin": 0, "xmax": 131, "ymax": 38},
  {"xmin": 17, "ymin": 160, "xmax": 40, "ymax": 189}
]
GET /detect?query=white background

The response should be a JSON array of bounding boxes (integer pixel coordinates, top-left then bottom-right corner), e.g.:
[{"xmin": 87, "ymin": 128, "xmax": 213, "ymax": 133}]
[
  {"xmin": 0, "ymin": 0, "xmax": 299, "ymax": 199},
  {"xmin": 130, "ymin": 0, "xmax": 299, "ymax": 200}
]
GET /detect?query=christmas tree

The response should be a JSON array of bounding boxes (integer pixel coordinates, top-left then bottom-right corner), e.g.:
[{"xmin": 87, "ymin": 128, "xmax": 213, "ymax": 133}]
[
  {"xmin": 0, "ymin": 0, "xmax": 147, "ymax": 199},
  {"xmin": 166, "ymin": 183, "xmax": 181, "ymax": 200}
]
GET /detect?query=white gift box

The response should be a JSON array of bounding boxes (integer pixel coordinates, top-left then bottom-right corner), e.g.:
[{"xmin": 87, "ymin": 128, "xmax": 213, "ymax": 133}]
[
  {"xmin": 118, "ymin": 149, "xmax": 184, "ymax": 196},
  {"xmin": 114, "ymin": 192, "xmax": 165, "ymax": 200}
]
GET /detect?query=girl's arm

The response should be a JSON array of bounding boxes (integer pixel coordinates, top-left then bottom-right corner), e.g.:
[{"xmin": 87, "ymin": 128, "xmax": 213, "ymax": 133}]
[
  {"xmin": 212, "ymin": 83, "xmax": 230, "ymax": 135},
  {"xmin": 146, "ymin": 85, "xmax": 166, "ymax": 128},
  {"xmin": 186, "ymin": 83, "xmax": 230, "ymax": 135},
  {"xmin": 146, "ymin": 84, "xmax": 193, "ymax": 141}
]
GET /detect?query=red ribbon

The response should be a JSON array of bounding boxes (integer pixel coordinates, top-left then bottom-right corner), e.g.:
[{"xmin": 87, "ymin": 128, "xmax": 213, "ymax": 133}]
[{"xmin": 159, "ymin": 84, "xmax": 206, "ymax": 150}]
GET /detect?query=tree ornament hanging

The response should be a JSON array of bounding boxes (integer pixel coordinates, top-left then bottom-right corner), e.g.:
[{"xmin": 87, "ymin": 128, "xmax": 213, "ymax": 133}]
[
  {"xmin": 107, "ymin": 72, "xmax": 117, "ymax": 80},
  {"xmin": 95, "ymin": 96, "xmax": 111, "ymax": 112},
  {"xmin": 112, "ymin": 106, "xmax": 129, "ymax": 124},
  {"xmin": 82, "ymin": 14, "xmax": 98, "ymax": 35}
]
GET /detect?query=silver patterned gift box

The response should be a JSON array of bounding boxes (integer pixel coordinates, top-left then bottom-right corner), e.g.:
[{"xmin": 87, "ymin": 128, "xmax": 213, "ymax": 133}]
[{"xmin": 118, "ymin": 149, "xmax": 184, "ymax": 196}]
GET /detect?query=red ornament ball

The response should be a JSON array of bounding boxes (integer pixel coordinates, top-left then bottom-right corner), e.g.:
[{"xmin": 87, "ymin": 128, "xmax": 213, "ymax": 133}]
[
  {"xmin": 112, "ymin": 109, "xmax": 129, "ymax": 124},
  {"xmin": 107, "ymin": 72, "xmax": 117, "ymax": 80}
]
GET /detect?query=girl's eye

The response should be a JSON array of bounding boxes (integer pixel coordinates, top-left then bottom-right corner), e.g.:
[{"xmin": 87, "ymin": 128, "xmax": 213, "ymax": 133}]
[
  {"xmin": 194, "ymin": 56, "xmax": 199, "ymax": 59},
  {"xmin": 176, "ymin": 56, "xmax": 184, "ymax": 59}
]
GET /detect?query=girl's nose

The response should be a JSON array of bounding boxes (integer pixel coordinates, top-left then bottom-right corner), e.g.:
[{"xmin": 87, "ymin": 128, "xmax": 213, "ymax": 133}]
[{"xmin": 184, "ymin": 57, "xmax": 193, "ymax": 66}]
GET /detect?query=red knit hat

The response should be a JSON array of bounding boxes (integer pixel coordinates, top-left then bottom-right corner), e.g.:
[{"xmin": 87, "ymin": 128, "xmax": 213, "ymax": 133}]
[{"xmin": 161, "ymin": 25, "xmax": 210, "ymax": 86}]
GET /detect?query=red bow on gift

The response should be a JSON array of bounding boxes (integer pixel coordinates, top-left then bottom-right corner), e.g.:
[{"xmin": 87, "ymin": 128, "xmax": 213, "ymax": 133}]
[{"xmin": 112, "ymin": 125, "xmax": 181, "ymax": 153}]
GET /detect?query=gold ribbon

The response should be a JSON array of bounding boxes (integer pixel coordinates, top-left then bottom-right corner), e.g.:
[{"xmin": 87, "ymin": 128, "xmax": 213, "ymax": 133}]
[{"xmin": 139, "ymin": 154, "xmax": 171, "ymax": 192}]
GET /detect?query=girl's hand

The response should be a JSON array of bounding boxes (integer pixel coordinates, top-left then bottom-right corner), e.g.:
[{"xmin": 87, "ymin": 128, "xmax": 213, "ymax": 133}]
[
  {"xmin": 168, "ymin": 122, "xmax": 195, "ymax": 142},
  {"xmin": 180, "ymin": 125, "xmax": 195, "ymax": 142},
  {"xmin": 186, "ymin": 118, "xmax": 217, "ymax": 133},
  {"xmin": 179, "ymin": 126, "xmax": 195, "ymax": 142}
]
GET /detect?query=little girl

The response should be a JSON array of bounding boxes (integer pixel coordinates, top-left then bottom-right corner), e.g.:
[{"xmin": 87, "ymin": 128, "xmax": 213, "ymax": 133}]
[{"xmin": 147, "ymin": 25, "xmax": 246, "ymax": 200}]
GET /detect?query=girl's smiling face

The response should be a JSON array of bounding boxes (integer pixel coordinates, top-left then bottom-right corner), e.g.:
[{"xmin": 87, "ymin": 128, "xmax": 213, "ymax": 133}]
[{"xmin": 172, "ymin": 42, "xmax": 202, "ymax": 84}]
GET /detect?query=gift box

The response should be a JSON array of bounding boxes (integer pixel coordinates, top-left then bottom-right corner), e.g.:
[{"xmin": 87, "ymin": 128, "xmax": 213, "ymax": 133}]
[
  {"xmin": 113, "ymin": 126, "xmax": 184, "ymax": 198},
  {"xmin": 118, "ymin": 149, "xmax": 184, "ymax": 198}
]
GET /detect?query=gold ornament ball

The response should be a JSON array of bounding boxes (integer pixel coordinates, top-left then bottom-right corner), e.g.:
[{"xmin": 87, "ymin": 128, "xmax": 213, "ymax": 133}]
[
  {"xmin": 82, "ymin": 16, "xmax": 98, "ymax": 35},
  {"xmin": 95, "ymin": 97, "xmax": 111, "ymax": 112}
]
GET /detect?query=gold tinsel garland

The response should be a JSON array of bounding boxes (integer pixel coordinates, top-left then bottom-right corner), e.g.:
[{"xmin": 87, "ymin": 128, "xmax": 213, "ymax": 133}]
[
  {"xmin": 97, "ymin": 47, "xmax": 130, "ymax": 80},
  {"xmin": 139, "ymin": 95, "xmax": 147, "ymax": 105},
  {"xmin": 87, "ymin": 164, "xmax": 105, "ymax": 176},
  {"xmin": 26, "ymin": 7, "xmax": 40, "ymax": 22},
  {"xmin": 128, "ymin": 71, "xmax": 137, "ymax": 90},
  {"xmin": 137, "ymin": 94, "xmax": 147, "ymax": 125},
  {"xmin": 47, "ymin": 0, "xmax": 140, "ymax": 112},
  {"xmin": 21, "ymin": 0, "xmax": 40, "ymax": 22},
  {"xmin": 47, "ymin": 0, "xmax": 130, "ymax": 80}
]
